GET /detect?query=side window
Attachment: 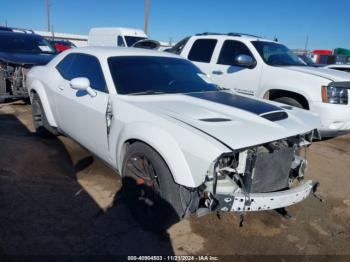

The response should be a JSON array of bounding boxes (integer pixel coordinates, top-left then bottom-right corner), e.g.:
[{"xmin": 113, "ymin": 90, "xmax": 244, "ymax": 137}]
[
  {"xmin": 188, "ymin": 39, "xmax": 217, "ymax": 63},
  {"xmin": 60, "ymin": 53, "xmax": 108, "ymax": 93},
  {"xmin": 217, "ymin": 40, "xmax": 254, "ymax": 66},
  {"xmin": 117, "ymin": 36, "xmax": 125, "ymax": 47},
  {"xmin": 56, "ymin": 53, "xmax": 75, "ymax": 78}
]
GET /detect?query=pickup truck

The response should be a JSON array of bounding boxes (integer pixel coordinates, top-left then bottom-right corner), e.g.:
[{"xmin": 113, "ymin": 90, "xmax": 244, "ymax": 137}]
[{"xmin": 168, "ymin": 33, "xmax": 350, "ymax": 137}]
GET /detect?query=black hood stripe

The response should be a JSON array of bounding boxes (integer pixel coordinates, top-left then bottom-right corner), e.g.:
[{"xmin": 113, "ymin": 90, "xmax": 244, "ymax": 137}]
[{"xmin": 186, "ymin": 91, "xmax": 287, "ymax": 119}]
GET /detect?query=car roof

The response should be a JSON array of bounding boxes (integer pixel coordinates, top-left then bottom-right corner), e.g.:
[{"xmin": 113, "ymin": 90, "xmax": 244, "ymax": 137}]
[{"xmin": 64, "ymin": 46, "xmax": 184, "ymax": 60}]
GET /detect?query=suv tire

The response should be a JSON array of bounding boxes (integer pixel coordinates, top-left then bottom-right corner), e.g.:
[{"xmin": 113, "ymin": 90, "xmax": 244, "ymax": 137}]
[{"xmin": 274, "ymin": 97, "xmax": 304, "ymax": 109}]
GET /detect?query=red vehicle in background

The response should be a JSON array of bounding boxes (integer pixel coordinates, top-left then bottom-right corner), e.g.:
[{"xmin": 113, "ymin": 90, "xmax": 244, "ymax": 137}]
[
  {"xmin": 311, "ymin": 50, "xmax": 333, "ymax": 64},
  {"xmin": 49, "ymin": 40, "xmax": 76, "ymax": 52}
]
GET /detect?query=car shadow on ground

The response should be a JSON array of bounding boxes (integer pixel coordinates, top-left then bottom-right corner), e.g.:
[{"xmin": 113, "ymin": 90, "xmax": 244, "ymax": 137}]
[{"xmin": 0, "ymin": 114, "xmax": 176, "ymax": 256}]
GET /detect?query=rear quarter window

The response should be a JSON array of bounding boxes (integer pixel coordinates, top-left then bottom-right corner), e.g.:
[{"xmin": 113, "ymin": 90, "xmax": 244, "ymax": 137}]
[{"xmin": 188, "ymin": 39, "xmax": 217, "ymax": 63}]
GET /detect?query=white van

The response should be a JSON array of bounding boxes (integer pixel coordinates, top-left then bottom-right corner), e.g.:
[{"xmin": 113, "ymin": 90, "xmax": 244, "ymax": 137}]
[{"xmin": 88, "ymin": 27, "xmax": 147, "ymax": 47}]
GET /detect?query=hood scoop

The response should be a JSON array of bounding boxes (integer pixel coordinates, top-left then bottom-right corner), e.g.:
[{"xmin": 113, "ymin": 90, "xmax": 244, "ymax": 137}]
[
  {"xmin": 199, "ymin": 118, "xmax": 232, "ymax": 122},
  {"xmin": 260, "ymin": 111, "xmax": 288, "ymax": 121}
]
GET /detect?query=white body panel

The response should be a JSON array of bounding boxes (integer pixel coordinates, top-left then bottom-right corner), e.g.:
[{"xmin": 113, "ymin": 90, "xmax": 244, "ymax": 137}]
[
  {"xmin": 26, "ymin": 47, "xmax": 320, "ymax": 189},
  {"xmin": 324, "ymin": 64, "xmax": 350, "ymax": 73},
  {"xmin": 178, "ymin": 35, "xmax": 350, "ymax": 135}
]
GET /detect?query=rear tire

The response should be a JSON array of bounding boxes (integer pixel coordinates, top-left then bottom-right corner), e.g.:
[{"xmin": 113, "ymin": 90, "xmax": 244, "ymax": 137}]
[
  {"xmin": 273, "ymin": 96, "xmax": 304, "ymax": 109},
  {"xmin": 31, "ymin": 93, "xmax": 59, "ymax": 138},
  {"xmin": 121, "ymin": 142, "xmax": 185, "ymax": 231}
]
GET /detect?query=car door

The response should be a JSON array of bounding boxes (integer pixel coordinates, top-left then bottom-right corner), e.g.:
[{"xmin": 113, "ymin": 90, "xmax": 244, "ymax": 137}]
[
  {"xmin": 55, "ymin": 53, "xmax": 111, "ymax": 161},
  {"xmin": 209, "ymin": 40, "xmax": 262, "ymax": 96}
]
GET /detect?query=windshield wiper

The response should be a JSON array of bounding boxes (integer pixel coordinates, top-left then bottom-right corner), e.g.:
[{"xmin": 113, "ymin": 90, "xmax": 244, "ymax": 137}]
[{"xmin": 129, "ymin": 90, "xmax": 166, "ymax": 95}]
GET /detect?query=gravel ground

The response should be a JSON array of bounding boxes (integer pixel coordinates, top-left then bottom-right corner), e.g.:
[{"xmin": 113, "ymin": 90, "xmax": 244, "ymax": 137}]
[{"xmin": 0, "ymin": 101, "xmax": 349, "ymax": 257}]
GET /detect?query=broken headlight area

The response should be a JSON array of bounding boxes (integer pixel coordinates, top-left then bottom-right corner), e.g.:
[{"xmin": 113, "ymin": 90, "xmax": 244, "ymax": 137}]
[{"xmin": 200, "ymin": 130, "xmax": 319, "ymax": 213}]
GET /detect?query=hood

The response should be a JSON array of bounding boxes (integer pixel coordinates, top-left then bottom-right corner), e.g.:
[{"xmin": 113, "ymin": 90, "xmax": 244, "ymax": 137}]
[
  {"xmin": 0, "ymin": 52, "xmax": 55, "ymax": 66},
  {"xmin": 285, "ymin": 66, "xmax": 350, "ymax": 82},
  {"xmin": 127, "ymin": 91, "xmax": 320, "ymax": 150}
]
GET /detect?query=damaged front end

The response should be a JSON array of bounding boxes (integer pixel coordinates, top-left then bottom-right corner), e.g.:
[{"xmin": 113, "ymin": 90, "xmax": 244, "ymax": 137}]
[
  {"xmin": 0, "ymin": 61, "xmax": 30, "ymax": 101},
  {"xmin": 198, "ymin": 130, "xmax": 320, "ymax": 215}
]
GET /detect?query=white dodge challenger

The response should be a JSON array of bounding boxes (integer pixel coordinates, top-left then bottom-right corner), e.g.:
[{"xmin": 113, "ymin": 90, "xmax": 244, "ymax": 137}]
[{"xmin": 27, "ymin": 47, "xmax": 321, "ymax": 228}]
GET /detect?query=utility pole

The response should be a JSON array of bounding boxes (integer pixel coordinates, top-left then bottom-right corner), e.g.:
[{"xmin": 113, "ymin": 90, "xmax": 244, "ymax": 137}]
[
  {"xmin": 46, "ymin": 0, "xmax": 51, "ymax": 32},
  {"xmin": 144, "ymin": 0, "xmax": 150, "ymax": 35},
  {"xmin": 304, "ymin": 35, "xmax": 309, "ymax": 53}
]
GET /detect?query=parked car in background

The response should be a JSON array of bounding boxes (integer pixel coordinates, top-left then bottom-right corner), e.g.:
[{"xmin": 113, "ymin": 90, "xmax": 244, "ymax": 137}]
[
  {"xmin": 27, "ymin": 47, "xmax": 320, "ymax": 229},
  {"xmin": 49, "ymin": 40, "xmax": 76, "ymax": 52},
  {"xmin": 131, "ymin": 39, "xmax": 161, "ymax": 50},
  {"xmin": 169, "ymin": 32, "xmax": 350, "ymax": 137},
  {"xmin": 325, "ymin": 64, "xmax": 350, "ymax": 73},
  {"xmin": 297, "ymin": 54, "xmax": 324, "ymax": 67},
  {"xmin": 0, "ymin": 30, "xmax": 56, "ymax": 103}
]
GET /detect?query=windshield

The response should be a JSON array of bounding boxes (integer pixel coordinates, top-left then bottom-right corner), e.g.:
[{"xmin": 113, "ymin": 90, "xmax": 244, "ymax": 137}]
[
  {"xmin": 0, "ymin": 34, "xmax": 56, "ymax": 54},
  {"xmin": 108, "ymin": 56, "xmax": 220, "ymax": 95},
  {"xmin": 252, "ymin": 41, "xmax": 306, "ymax": 66},
  {"xmin": 124, "ymin": 36, "xmax": 147, "ymax": 47}
]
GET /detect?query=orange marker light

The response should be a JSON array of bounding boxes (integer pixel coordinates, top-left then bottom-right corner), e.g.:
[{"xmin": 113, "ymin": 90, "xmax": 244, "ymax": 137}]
[{"xmin": 321, "ymin": 86, "xmax": 328, "ymax": 103}]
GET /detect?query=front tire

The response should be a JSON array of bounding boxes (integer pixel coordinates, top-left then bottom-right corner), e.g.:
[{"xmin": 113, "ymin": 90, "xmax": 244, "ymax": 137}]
[
  {"xmin": 273, "ymin": 97, "xmax": 304, "ymax": 108},
  {"xmin": 121, "ymin": 142, "xmax": 185, "ymax": 231},
  {"xmin": 31, "ymin": 93, "xmax": 59, "ymax": 137}
]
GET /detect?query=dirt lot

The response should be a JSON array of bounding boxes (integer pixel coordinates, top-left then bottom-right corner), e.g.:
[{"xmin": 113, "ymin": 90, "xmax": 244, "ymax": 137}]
[{"xmin": 1, "ymin": 101, "xmax": 350, "ymax": 256}]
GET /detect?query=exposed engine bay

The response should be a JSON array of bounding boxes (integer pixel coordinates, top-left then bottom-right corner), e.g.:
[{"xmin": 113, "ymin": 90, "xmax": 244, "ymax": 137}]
[
  {"xmin": 199, "ymin": 130, "xmax": 320, "ymax": 214},
  {"xmin": 0, "ymin": 62, "xmax": 30, "ymax": 101}
]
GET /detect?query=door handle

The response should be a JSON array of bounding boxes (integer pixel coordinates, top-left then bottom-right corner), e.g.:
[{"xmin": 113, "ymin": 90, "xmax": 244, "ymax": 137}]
[
  {"xmin": 58, "ymin": 86, "xmax": 64, "ymax": 91},
  {"xmin": 212, "ymin": 70, "xmax": 223, "ymax": 75}
]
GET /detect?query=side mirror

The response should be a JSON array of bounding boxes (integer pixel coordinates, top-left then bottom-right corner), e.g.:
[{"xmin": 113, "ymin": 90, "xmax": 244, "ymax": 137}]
[
  {"xmin": 234, "ymin": 54, "xmax": 256, "ymax": 68},
  {"xmin": 70, "ymin": 77, "xmax": 97, "ymax": 97}
]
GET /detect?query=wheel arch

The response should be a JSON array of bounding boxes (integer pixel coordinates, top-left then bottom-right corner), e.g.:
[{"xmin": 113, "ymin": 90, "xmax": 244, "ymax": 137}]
[
  {"xmin": 263, "ymin": 88, "xmax": 310, "ymax": 109},
  {"xmin": 115, "ymin": 123, "xmax": 199, "ymax": 188},
  {"xmin": 29, "ymin": 80, "xmax": 58, "ymax": 127}
]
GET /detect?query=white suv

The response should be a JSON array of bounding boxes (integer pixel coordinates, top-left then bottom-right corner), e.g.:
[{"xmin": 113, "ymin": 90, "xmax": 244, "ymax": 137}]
[{"xmin": 171, "ymin": 33, "xmax": 350, "ymax": 137}]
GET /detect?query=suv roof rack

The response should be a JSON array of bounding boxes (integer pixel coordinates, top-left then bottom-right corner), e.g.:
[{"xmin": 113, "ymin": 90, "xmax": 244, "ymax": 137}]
[
  {"xmin": 227, "ymin": 32, "xmax": 262, "ymax": 38},
  {"xmin": 195, "ymin": 32, "xmax": 225, "ymax": 36},
  {"xmin": 0, "ymin": 26, "xmax": 34, "ymax": 34},
  {"xmin": 195, "ymin": 32, "xmax": 262, "ymax": 38}
]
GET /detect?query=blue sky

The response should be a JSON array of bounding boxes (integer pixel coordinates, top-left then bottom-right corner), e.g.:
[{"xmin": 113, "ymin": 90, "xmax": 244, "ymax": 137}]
[{"xmin": 1, "ymin": 0, "xmax": 349, "ymax": 50}]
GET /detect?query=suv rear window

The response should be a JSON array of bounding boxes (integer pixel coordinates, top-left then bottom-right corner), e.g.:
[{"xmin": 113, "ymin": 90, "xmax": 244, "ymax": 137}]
[{"xmin": 188, "ymin": 39, "xmax": 217, "ymax": 63}]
